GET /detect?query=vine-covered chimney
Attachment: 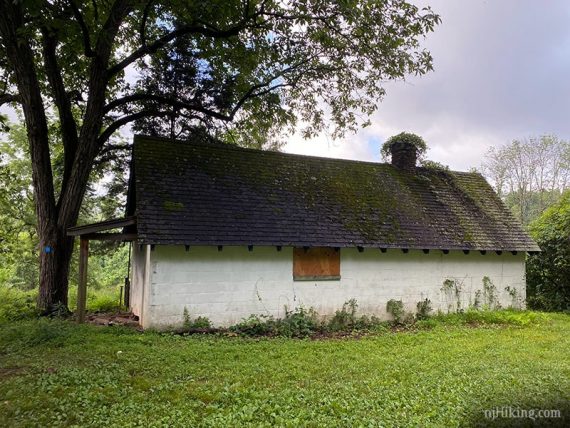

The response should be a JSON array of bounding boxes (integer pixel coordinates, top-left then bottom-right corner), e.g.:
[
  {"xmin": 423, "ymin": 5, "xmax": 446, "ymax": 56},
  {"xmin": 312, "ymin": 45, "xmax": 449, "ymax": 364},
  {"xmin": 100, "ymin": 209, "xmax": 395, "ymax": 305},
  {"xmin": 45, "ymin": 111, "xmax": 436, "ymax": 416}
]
[{"xmin": 390, "ymin": 141, "xmax": 418, "ymax": 172}]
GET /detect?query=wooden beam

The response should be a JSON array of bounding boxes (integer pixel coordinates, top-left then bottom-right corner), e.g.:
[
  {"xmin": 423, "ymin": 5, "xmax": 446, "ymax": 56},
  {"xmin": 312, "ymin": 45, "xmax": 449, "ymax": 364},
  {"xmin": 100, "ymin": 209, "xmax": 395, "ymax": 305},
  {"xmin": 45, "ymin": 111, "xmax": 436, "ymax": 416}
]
[
  {"xmin": 67, "ymin": 216, "xmax": 136, "ymax": 236},
  {"xmin": 80, "ymin": 232, "xmax": 137, "ymax": 241},
  {"xmin": 77, "ymin": 237, "xmax": 89, "ymax": 324}
]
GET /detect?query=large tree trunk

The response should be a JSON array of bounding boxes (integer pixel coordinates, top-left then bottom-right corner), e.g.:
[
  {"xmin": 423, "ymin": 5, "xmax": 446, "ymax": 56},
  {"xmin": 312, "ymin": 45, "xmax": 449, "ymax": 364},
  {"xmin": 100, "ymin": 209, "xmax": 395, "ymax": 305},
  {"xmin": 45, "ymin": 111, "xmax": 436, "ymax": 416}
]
[{"xmin": 37, "ymin": 224, "xmax": 75, "ymax": 313}]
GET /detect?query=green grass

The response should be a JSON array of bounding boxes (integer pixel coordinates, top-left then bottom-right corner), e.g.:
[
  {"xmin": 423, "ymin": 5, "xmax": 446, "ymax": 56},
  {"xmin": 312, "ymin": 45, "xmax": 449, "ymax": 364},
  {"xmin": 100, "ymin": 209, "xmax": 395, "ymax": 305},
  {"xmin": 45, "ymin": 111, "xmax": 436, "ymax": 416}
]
[
  {"xmin": 0, "ymin": 284, "xmax": 123, "ymax": 322},
  {"xmin": 1, "ymin": 313, "xmax": 569, "ymax": 427}
]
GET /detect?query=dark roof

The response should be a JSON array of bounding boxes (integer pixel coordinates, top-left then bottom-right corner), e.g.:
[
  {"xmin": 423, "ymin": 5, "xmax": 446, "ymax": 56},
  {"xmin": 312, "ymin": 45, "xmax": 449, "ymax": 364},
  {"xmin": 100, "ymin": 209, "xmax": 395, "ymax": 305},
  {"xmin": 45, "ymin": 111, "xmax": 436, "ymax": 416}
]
[{"xmin": 129, "ymin": 135, "xmax": 539, "ymax": 251}]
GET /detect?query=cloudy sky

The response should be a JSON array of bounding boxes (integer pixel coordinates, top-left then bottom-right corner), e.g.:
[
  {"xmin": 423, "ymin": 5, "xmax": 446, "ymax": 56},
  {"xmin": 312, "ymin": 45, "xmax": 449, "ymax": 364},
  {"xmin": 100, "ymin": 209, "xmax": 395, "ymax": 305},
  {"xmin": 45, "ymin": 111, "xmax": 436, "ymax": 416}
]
[{"xmin": 284, "ymin": 0, "xmax": 570, "ymax": 171}]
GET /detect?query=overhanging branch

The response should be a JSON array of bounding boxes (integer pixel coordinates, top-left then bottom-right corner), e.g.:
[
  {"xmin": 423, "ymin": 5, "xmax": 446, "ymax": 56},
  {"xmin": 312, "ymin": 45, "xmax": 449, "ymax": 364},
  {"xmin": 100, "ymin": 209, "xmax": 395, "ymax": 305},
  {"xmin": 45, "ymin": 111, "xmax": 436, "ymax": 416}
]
[{"xmin": 0, "ymin": 93, "xmax": 21, "ymax": 107}]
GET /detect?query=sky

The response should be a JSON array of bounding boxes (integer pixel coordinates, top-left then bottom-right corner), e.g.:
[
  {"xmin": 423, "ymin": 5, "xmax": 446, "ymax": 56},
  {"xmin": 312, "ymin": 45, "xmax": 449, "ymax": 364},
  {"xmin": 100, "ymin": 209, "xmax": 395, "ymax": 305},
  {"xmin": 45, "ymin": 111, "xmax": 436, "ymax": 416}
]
[{"xmin": 284, "ymin": 0, "xmax": 570, "ymax": 171}]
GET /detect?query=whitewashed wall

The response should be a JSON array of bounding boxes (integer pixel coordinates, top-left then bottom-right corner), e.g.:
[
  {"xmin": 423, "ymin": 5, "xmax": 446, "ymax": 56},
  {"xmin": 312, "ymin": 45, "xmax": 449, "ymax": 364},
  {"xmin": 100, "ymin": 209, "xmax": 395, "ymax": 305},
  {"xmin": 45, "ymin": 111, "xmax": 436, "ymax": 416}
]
[
  {"xmin": 129, "ymin": 244, "xmax": 149, "ymax": 319},
  {"xmin": 137, "ymin": 245, "xmax": 527, "ymax": 329}
]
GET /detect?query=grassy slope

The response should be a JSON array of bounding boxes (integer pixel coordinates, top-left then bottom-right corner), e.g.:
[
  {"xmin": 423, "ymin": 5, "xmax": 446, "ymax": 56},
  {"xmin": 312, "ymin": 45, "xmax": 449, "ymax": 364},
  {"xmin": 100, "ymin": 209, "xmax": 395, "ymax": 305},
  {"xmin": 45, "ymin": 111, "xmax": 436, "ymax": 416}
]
[{"xmin": 1, "ymin": 314, "xmax": 569, "ymax": 427}]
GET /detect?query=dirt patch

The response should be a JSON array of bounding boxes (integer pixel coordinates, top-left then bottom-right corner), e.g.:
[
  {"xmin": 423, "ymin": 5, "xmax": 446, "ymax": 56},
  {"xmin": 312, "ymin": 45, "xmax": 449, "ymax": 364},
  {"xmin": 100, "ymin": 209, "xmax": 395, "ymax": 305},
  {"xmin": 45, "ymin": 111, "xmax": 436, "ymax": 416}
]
[{"xmin": 86, "ymin": 311, "xmax": 141, "ymax": 328}]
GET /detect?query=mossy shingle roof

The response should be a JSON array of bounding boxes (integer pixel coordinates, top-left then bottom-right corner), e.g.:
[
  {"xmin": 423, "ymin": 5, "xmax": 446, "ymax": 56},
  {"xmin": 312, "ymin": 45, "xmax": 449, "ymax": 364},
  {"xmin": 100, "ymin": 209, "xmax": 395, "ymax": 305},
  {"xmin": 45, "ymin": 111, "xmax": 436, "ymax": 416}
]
[{"xmin": 129, "ymin": 135, "xmax": 539, "ymax": 251}]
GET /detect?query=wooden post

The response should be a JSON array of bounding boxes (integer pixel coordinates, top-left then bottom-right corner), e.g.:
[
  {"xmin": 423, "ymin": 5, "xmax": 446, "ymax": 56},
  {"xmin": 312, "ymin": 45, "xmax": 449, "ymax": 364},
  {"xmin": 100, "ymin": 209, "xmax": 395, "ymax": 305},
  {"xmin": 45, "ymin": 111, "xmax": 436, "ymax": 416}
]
[{"xmin": 77, "ymin": 237, "xmax": 89, "ymax": 324}]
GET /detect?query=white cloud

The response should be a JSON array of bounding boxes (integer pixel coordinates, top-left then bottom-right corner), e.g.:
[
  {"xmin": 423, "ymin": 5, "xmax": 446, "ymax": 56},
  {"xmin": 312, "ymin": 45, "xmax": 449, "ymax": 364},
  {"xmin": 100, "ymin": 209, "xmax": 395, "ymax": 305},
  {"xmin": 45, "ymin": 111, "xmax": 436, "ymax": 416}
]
[{"xmin": 285, "ymin": 0, "xmax": 570, "ymax": 172}]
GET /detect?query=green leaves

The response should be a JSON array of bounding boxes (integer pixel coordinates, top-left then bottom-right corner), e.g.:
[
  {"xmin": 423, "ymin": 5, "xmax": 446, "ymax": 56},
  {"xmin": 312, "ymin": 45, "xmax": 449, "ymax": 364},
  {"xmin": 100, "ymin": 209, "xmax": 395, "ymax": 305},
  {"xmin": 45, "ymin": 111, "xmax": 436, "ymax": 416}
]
[
  {"xmin": 127, "ymin": 0, "xmax": 440, "ymax": 141},
  {"xmin": 526, "ymin": 191, "xmax": 570, "ymax": 311}
]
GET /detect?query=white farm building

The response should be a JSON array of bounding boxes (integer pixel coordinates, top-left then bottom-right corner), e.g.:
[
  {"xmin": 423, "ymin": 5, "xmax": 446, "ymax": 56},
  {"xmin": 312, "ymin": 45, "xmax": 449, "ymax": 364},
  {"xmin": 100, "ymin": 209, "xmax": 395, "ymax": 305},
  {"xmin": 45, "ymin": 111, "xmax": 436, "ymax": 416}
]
[{"xmin": 69, "ymin": 136, "xmax": 539, "ymax": 329}]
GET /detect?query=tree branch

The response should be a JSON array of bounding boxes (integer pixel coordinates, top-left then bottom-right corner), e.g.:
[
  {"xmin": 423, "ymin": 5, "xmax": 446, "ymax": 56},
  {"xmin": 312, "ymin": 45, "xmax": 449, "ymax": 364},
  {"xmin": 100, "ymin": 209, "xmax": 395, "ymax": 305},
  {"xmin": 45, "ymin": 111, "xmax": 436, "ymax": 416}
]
[
  {"xmin": 139, "ymin": 0, "xmax": 154, "ymax": 47},
  {"xmin": 97, "ymin": 110, "xmax": 172, "ymax": 145},
  {"xmin": 107, "ymin": 8, "xmax": 261, "ymax": 78},
  {"xmin": 103, "ymin": 94, "xmax": 233, "ymax": 121},
  {"xmin": 68, "ymin": 0, "xmax": 96, "ymax": 57},
  {"xmin": 0, "ymin": 93, "xmax": 21, "ymax": 107},
  {"xmin": 41, "ymin": 27, "xmax": 80, "ymax": 195}
]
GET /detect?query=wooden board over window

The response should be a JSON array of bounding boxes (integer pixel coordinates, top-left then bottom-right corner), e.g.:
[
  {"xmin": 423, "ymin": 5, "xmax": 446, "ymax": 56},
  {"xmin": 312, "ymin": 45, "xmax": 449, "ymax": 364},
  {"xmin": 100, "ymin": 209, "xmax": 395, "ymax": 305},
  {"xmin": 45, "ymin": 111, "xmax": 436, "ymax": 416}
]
[{"xmin": 293, "ymin": 247, "xmax": 340, "ymax": 281}]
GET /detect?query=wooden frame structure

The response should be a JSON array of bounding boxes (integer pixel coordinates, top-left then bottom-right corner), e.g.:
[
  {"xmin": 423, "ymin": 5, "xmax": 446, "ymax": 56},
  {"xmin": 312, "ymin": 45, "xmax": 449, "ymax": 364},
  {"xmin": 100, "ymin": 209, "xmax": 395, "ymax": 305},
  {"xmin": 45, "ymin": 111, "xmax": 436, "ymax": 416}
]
[{"xmin": 67, "ymin": 216, "xmax": 137, "ymax": 323}]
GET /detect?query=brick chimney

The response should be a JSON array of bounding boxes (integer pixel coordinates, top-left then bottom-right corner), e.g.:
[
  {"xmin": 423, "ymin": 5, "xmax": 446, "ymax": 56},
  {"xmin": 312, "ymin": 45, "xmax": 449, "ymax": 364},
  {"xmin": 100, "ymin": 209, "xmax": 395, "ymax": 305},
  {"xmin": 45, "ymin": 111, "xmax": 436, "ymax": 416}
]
[{"xmin": 390, "ymin": 141, "xmax": 417, "ymax": 172}]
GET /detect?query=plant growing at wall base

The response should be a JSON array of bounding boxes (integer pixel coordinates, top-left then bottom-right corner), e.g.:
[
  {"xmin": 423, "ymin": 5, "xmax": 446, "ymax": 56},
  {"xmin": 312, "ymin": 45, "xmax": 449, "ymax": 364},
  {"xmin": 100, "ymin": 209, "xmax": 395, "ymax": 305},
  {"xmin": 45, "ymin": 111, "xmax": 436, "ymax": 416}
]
[
  {"xmin": 441, "ymin": 279, "xmax": 464, "ymax": 313},
  {"xmin": 482, "ymin": 276, "xmax": 500, "ymax": 310},
  {"xmin": 504, "ymin": 286, "xmax": 523, "ymax": 310},
  {"xmin": 386, "ymin": 299, "xmax": 406, "ymax": 324},
  {"xmin": 182, "ymin": 308, "xmax": 212, "ymax": 330},
  {"xmin": 416, "ymin": 298, "xmax": 433, "ymax": 320},
  {"xmin": 280, "ymin": 306, "xmax": 320, "ymax": 338},
  {"xmin": 328, "ymin": 299, "xmax": 359, "ymax": 331}
]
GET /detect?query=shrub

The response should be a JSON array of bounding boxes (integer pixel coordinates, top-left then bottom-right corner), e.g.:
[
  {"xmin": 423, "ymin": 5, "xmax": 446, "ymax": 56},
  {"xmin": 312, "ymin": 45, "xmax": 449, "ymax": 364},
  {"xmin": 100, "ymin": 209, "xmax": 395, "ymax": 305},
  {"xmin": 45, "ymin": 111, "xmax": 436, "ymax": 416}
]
[
  {"xmin": 182, "ymin": 308, "xmax": 213, "ymax": 330},
  {"xmin": 230, "ymin": 307, "xmax": 320, "ymax": 338},
  {"xmin": 230, "ymin": 314, "xmax": 278, "ymax": 336},
  {"xmin": 386, "ymin": 299, "xmax": 405, "ymax": 324},
  {"xmin": 278, "ymin": 307, "xmax": 320, "ymax": 338},
  {"xmin": 416, "ymin": 298, "xmax": 433, "ymax": 320},
  {"xmin": 326, "ymin": 299, "xmax": 387, "ymax": 332},
  {"xmin": 328, "ymin": 299, "xmax": 359, "ymax": 331}
]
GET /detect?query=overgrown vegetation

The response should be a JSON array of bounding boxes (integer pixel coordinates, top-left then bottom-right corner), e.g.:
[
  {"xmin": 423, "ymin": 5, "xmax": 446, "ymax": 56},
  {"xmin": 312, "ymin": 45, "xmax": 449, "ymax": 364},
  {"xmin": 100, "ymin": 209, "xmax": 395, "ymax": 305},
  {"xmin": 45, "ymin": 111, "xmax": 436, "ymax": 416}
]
[
  {"xmin": 416, "ymin": 298, "xmax": 433, "ymax": 320},
  {"xmin": 527, "ymin": 191, "xmax": 570, "ymax": 312},
  {"xmin": 224, "ymin": 296, "xmax": 542, "ymax": 339},
  {"xmin": 1, "ymin": 313, "xmax": 568, "ymax": 426},
  {"xmin": 0, "ymin": 283, "xmax": 124, "ymax": 323},
  {"xmin": 386, "ymin": 299, "xmax": 406, "ymax": 324}
]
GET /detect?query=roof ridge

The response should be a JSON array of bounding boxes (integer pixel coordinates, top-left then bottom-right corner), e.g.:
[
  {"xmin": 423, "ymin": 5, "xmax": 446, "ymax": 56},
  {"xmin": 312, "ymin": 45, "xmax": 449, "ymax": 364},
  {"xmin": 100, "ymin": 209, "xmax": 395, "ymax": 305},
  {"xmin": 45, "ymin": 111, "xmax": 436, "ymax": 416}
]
[{"xmin": 133, "ymin": 134, "xmax": 475, "ymax": 175}]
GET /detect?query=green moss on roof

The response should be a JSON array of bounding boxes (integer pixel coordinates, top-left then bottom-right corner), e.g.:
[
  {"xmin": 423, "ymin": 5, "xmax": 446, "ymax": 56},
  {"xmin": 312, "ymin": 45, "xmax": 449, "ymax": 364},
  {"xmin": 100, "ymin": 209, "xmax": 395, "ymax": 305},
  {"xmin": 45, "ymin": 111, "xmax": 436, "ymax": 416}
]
[{"xmin": 131, "ymin": 135, "xmax": 539, "ymax": 251}]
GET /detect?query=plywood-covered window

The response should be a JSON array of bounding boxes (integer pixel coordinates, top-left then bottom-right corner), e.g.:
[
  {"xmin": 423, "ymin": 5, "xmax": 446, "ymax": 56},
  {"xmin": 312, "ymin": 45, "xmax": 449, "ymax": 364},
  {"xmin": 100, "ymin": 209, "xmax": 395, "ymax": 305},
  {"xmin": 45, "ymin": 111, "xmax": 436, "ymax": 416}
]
[{"xmin": 293, "ymin": 247, "xmax": 340, "ymax": 281}]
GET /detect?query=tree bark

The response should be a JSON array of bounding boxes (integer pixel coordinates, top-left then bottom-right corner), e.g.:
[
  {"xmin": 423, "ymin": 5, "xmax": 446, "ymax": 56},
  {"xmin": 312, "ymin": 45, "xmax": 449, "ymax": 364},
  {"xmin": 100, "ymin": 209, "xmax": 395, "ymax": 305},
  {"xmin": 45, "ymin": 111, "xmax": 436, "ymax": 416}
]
[{"xmin": 38, "ymin": 228, "xmax": 75, "ymax": 312}]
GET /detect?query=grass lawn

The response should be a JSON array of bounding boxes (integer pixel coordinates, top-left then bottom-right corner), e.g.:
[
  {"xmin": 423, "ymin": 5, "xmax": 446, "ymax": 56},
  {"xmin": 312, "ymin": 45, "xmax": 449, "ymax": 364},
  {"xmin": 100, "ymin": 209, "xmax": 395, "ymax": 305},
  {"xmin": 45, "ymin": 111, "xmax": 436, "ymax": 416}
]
[{"xmin": 1, "ymin": 313, "xmax": 569, "ymax": 427}]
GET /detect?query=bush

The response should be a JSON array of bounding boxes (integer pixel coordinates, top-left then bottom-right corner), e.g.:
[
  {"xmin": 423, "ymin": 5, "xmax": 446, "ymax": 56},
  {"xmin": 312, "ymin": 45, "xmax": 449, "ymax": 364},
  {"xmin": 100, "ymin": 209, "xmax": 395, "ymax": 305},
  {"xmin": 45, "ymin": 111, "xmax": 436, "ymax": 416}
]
[
  {"xmin": 230, "ymin": 307, "xmax": 319, "ymax": 338},
  {"xmin": 278, "ymin": 307, "xmax": 320, "ymax": 338},
  {"xmin": 416, "ymin": 298, "xmax": 433, "ymax": 320},
  {"xmin": 327, "ymin": 299, "xmax": 359, "ymax": 331},
  {"xmin": 527, "ymin": 191, "xmax": 570, "ymax": 311},
  {"xmin": 182, "ymin": 308, "xmax": 212, "ymax": 330},
  {"xmin": 230, "ymin": 314, "xmax": 278, "ymax": 336},
  {"xmin": 386, "ymin": 299, "xmax": 406, "ymax": 324}
]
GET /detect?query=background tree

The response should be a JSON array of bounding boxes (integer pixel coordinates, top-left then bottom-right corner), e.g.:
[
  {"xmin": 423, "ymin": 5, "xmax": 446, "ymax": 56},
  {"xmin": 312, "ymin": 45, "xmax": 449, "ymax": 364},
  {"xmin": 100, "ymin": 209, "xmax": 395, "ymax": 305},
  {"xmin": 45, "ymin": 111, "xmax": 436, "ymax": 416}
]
[
  {"xmin": 526, "ymin": 191, "xmax": 570, "ymax": 311},
  {"xmin": 482, "ymin": 135, "xmax": 570, "ymax": 225},
  {"xmin": 0, "ymin": 0, "xmax": 440, "ymax": 312}
]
